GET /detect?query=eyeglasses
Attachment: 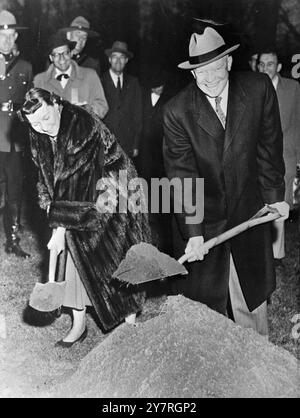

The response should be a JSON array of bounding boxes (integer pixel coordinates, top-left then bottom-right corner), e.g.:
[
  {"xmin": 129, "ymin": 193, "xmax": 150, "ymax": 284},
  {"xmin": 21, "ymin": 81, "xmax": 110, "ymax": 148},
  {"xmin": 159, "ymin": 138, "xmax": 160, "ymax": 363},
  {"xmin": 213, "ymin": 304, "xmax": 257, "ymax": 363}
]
[{"xmin": 51, "ymin": 50, "xmax": 71, "ymax": 59}]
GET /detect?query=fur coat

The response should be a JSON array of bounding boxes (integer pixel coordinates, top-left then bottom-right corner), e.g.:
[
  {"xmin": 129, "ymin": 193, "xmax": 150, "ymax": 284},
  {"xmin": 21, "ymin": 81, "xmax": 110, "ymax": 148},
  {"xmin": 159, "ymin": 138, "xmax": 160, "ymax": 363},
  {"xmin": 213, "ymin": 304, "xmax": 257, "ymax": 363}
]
[{"xmin": 29, "ymin": 101, "xmax": 151, "ymax": 332}]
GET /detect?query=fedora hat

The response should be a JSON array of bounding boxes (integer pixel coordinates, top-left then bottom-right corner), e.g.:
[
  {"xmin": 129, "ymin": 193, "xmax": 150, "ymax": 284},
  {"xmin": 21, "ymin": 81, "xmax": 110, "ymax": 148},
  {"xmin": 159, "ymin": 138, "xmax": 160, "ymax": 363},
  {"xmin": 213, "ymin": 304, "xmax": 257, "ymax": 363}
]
[
  {"xmin": 105, "ymin": 41, "xmax": 133, "ymax": 59},
  {"xmin": 0, "ymin": 10, "xmax": 28, "ymax": 31},
  {"xmin": 148, "ymin": 69, "xmax": 166, "ymax": 89},
  {"xmin": 61, "ymin": 16, "xmax": 99, "ymax": 38},
  {"xmin": 48, "ymin": 31, "xmax": 76, "ymax": 55},
  {"xmin": 179, "ymin": 27, "xmax": 239, "ymax": 70}
]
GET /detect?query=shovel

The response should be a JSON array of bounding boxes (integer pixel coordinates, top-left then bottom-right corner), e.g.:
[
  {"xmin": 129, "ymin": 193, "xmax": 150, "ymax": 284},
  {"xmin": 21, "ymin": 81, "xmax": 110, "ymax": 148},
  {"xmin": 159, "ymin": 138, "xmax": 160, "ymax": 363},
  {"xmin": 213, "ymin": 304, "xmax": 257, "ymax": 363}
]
[
  {"xmin": 113, "ymin": 205, "xmax": 281, "ymax": 285},
  {"xmin": 29, "ymin": 247, "xmax": 66, "ymax": 312}
]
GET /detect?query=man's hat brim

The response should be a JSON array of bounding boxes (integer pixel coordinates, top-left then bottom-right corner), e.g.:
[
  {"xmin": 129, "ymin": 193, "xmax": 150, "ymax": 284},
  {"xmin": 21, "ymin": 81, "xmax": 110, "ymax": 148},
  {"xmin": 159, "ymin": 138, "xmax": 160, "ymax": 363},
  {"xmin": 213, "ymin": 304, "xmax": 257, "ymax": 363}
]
[
  {"xmin": 61, "ymin": 27, "xmax": 99, "ymax": 38},
  {"xmin": 178, "ymin": 43, "xmax": 239, "ymax": 69},
  {"xmin": 0, "ymin": 24, "xmax": 28, "ymax": 30},
  {"xmin": 48, "ymin": 40, "xmax": 76, "ymax": 55},
  {"xmin": 105, "ymin": 48, "xmax": 133, "ymax": 59}
]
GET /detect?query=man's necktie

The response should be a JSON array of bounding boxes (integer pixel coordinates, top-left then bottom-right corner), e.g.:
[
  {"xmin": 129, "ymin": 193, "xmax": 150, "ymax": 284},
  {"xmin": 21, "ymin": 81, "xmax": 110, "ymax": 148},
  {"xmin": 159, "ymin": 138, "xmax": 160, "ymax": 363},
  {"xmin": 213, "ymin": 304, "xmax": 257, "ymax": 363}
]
[
  {"xmin": 117, "ymin": 76, "xmax": 122, "ymax": 93},
  {"xmin": 215, "ymin": 96, "xmax": 226, "ymax": 128},
  {"xmin": 56, "ymin": 73, "xmax": 69, "ymax": 82}
]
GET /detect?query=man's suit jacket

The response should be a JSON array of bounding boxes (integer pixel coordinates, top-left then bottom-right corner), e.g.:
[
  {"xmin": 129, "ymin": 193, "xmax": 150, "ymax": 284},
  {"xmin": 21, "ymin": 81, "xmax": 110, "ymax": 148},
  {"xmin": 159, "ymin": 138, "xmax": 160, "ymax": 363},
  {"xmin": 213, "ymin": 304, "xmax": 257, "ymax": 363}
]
[
  {"xmin": 0, "ymin": 57, "xmax": 32, "ymax": 152},
  {"xmin": 137, "ymin": 88, "xmax": 169, "ymax": 181},
  {"xmin": 276, "ymin": 75, "xmax": 300, "ymax": 206},
  {"xmin": 101, "ymin": 71, "xmax": 142, "ymax": 157},
  {"xmin": 163, "ymin": 71, "xmax": 284, "ymax": 313},
  {"xmin": 34, "ymin": 61, "xmax": 108, "ymax": 118}
]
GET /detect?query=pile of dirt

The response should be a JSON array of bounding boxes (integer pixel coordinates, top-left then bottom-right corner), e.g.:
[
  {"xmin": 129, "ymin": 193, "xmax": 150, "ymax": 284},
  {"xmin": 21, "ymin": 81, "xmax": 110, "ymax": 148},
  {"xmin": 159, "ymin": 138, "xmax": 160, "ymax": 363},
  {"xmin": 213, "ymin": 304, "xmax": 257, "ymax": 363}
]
[{"xmin": 53, "ymin": 296, "xmax": 299, "ymax": 398}]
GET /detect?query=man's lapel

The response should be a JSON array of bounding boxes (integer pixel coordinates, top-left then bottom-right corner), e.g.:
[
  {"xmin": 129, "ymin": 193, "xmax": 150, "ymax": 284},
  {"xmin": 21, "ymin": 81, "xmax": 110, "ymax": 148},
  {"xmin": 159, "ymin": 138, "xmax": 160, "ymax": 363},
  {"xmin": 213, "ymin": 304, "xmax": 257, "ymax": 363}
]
[
  {"xmin": 46, "ymin": 64, "xmax": 64, "ymax": 95},
  {"xmin": 223, "ymin": 74, "xmax": 247, "ymax": 155},
  {"xmin": 122, "ymin": 73, "xmax": 129, "ymax": 94},
  {"xmin": 193, "ymin": 84, "xmax": 224, "ymax": 139},
  {"xmin": 275, "ymin": 74, "xmax": 284, "ymax": 106}
]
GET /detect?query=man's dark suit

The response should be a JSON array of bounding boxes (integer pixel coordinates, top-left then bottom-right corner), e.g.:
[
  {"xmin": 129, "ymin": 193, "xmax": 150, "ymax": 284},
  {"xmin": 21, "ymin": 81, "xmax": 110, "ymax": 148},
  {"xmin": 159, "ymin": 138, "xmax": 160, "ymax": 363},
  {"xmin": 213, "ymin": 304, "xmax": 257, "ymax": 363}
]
[
  {"xmin": 163, "ymin": 71, "xmax": 285, "ymax": 314},
  {"xmin": 101, "ymin": 71, "xmax": 142, "ymax": 158},
  {"xmin": 137, "ymin": 88, "xmax": 169, "ymax": 181},
  {"xmin": 276, "ymin": 75, "xmax": 300, "ymax": 207},
  {"xmin": 137, "ymin": 87, "xmax": 173, "ymax": 257}
]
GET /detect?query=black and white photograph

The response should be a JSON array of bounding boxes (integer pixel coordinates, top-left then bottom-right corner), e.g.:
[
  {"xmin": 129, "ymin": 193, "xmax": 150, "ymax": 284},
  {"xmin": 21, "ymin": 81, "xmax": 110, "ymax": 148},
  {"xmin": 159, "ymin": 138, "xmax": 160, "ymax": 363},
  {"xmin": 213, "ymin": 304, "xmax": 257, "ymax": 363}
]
[{"xmin": 0, "ymin": 0, "xmax": 299, "ymax": 400}]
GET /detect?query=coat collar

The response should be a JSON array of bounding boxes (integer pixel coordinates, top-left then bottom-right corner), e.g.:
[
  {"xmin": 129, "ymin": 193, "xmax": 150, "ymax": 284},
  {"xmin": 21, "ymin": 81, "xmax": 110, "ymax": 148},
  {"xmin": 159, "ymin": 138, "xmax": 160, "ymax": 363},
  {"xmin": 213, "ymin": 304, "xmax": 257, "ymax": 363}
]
[
  {"xmin": 191, "ymin": 81, "xmax": 224, "ymax": 139},
  {"xmin": 191, "ymin": 73, "xmax": 247, "ymax": 155},
  {"xmin": 223, "ymin": 73, "xmax": 247, "ymax": 154},
  {"xmin": 275, "ymin": 73, "xmax": 284, "ymax": 100},
  {"xmin": 45, "ymin": 61, "xmax": 84, "ymax": 90}
]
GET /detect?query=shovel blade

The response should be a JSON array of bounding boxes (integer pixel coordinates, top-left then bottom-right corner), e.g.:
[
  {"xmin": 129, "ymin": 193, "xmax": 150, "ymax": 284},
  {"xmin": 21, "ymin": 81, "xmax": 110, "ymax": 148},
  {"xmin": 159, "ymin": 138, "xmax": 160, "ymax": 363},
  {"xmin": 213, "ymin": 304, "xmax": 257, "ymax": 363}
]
[
  {"xmin": 113, "ymin": 243, "xmax": 188, "ymax": 285},
  {"xmin": 29, "ymin": 282, "xmax": 66, "ymax": 312}
]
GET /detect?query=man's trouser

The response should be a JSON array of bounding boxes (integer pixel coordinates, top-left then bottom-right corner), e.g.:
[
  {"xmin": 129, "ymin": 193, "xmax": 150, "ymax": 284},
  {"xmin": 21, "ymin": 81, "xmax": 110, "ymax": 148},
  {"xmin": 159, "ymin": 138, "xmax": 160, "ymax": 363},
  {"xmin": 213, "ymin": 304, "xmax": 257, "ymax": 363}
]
[
  {"xmin": 272, "ymin": 220, "xmax": 285, "ymax": 259},
  {"xmin": 0, "ymin": 151, "xmax": 23, "ymax": 239},
  {"xmin": 228, "ymin": 254, "xmax": 268, "ymax": 337}
]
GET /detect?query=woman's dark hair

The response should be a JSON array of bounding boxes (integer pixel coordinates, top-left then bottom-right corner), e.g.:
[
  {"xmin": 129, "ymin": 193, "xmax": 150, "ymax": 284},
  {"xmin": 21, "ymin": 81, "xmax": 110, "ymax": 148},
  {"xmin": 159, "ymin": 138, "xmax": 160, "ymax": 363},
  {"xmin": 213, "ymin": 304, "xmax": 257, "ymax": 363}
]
[{"xmin": 18, "ymin": 88, "xmax": 63, "ymax": 122}]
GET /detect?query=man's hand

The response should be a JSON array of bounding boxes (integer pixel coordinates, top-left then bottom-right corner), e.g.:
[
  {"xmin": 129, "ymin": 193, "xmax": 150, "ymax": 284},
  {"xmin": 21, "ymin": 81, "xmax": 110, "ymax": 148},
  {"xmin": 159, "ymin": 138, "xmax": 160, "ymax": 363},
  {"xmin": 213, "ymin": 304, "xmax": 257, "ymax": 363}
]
[
  {"xmin": 268, "ymin": 201, "xmax": 290, "ymax": 222},
  {"xmin": 47, "ymin": 227, "xmax": 66, "ymax": 255},
  {"xmin": 185, "ymin": 236, "xmax": 209, "ymax": 262}
]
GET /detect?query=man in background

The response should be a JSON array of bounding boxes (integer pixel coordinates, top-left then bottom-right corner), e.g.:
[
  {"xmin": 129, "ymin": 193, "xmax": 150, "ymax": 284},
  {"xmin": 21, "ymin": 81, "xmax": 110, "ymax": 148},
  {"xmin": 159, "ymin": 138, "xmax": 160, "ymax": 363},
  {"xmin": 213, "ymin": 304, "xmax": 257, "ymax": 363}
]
[
  {"xmin": 101, "ymin": 41, "xmax": 142, "ymax": 160},
  {"xmin": 258, "ymin": 49, "xmax": 300, "ymax": 260},
  {"xmin": 61, "ymin": 16, "xmax": 101, "ymax": 76},
  {"xmin": 34, "ymin": 31, "xmax": 108, "ymax": 118},
  {"xmin": 248, "ymin": 52, "xmax": 258, "ymax": 72},
  {"xmin": 137, "ymin": 70, "xmax": 172, "ymax": 255},
  {"xmin": 0, "ymin": 10, "xmax": 32, "ymax": 258}
]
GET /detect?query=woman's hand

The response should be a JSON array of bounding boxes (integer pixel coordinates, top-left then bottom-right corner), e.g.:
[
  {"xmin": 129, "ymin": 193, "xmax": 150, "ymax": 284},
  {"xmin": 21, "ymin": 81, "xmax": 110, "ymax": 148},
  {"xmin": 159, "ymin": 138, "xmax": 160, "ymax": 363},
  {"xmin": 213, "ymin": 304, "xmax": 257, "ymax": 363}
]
[{"xmin": 47, "ymin": 227, "xmax": 66, "ymax": 254}]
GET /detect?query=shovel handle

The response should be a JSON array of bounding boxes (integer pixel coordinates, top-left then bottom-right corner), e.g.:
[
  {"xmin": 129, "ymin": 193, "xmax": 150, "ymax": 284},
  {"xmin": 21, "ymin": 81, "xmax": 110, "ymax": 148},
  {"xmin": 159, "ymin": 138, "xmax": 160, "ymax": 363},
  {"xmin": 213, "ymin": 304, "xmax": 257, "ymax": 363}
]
[
  {"xmin": 178, "ymin": 211, "xmax": 281, "ymax": 265},
  {"xmin": 48, "ymin": 247, "xmax": 58, "ymax": 283}
]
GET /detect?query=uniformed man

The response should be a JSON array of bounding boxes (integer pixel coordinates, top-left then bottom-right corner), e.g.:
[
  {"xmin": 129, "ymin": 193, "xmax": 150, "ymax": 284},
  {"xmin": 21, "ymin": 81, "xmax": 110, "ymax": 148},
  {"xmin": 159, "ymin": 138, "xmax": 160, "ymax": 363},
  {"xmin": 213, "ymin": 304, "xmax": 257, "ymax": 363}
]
[
  {"xmin": 61, "ymin": 16, "xmax": 101, "ymax": 76},
  {"xmin": 0, "ymin": 10, "xmax": 32, "ymax": 258}
]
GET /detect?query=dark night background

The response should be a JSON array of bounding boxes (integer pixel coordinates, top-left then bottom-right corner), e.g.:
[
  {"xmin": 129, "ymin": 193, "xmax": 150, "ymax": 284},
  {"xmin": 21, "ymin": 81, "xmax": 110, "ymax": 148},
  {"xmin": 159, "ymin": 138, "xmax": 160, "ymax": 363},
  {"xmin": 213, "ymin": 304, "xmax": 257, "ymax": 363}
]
[{"xmin": 1, "ymin": 0, "xmax": 300, "ymax": 92}]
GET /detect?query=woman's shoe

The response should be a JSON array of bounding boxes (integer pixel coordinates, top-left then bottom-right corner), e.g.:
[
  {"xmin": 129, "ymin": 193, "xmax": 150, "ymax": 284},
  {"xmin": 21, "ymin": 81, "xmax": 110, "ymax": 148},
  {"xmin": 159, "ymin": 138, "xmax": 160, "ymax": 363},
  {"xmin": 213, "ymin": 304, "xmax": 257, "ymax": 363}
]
[{"xmin": 55, "ymin": 327, "xmax": 87, "ymax": 348}]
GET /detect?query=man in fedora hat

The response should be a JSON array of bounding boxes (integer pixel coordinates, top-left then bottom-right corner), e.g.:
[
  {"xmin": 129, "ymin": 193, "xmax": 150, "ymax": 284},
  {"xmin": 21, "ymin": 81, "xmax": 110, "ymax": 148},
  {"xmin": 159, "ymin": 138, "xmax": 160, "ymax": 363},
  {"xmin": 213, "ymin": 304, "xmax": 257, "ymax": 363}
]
[
  {"xmin": 61, "ymin": 16, "xmax": 101, "ymax": 76},
  {"xmin": 34, "ymin": 31, "xmax": 108, "ymax": 118},
  {"xmin": 163, "ymin": 27, "xmax": 289, "ymax": 335},
  {"xmin": 258, "ymin": 48, "xmax": 300, "ymax": 261},
  {"xmin": 101, "ymin": 41, "xmax": 142, "ymax": 160},
  {"xmin": 0, "ymin": 10, "xmax": 32, "ymax": 258}
]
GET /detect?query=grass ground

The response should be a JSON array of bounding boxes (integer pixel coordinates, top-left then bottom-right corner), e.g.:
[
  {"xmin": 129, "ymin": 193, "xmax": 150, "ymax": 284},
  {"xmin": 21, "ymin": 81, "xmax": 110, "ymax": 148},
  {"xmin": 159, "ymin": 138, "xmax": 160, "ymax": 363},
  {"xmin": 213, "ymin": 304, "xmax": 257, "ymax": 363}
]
[{"xmin": 0, "ymin": 205, "xmax": 298, "ymax": 397}]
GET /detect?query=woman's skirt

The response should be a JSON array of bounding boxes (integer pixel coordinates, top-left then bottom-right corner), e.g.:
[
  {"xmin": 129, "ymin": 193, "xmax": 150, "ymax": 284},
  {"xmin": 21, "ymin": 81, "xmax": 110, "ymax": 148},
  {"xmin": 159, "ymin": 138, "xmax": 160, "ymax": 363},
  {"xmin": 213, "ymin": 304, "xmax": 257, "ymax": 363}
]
[{"xmin": 63, "ymin": 252, "xmax": 92, "ymax": 310}]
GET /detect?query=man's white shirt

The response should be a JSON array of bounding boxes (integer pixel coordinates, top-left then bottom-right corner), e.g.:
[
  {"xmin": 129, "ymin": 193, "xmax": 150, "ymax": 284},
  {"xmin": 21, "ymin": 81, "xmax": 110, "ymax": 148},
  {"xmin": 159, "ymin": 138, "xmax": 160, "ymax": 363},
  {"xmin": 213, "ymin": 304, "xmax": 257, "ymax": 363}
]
[
  {"xmin": 55, "ymin": 66, "xmax": 72, "ymax": 89},
  {"xmin": 272, "ymin": 74, "xmax": 279, "ymax": 91},
  {"xmin": 109, "ymin": 69, "xmax": 123, "ymax": 89},
  {"xmin": 151, "ymin": 92, "xmax": 160, "ymax": 107}
]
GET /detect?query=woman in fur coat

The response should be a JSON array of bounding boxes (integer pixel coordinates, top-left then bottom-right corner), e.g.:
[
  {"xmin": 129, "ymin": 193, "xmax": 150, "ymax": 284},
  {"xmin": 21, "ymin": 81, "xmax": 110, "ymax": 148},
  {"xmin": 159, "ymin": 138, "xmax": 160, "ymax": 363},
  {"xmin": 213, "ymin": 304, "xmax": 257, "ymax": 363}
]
[{"xmin": 20, "ymin": 88, "xmax": 151, "ymax": 347}]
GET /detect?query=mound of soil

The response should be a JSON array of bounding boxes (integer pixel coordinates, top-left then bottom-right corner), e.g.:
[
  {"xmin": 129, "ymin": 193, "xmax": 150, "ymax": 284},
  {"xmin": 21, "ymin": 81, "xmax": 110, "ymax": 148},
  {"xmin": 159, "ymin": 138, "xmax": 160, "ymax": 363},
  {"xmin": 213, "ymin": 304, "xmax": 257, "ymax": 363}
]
[{"xmin": 54, "ymin": 296, "xmax": 299, "ymax": 398}]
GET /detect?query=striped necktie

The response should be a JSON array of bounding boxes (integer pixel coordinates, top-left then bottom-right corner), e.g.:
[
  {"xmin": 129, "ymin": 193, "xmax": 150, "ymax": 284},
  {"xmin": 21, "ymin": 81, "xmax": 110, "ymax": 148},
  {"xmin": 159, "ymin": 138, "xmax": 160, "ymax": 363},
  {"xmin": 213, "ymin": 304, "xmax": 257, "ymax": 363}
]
[{"xmin": 215, "ymin": 96, "xmax": 226, "ymax": 128}]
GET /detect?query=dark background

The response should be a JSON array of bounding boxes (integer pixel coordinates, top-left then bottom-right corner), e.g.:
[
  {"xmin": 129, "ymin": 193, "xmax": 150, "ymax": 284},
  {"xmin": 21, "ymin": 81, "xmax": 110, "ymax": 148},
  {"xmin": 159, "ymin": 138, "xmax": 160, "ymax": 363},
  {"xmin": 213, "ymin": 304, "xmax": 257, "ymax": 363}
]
[{"xmin": 1, "ymin": 0, "xmax": 300, "ymax": 90}]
